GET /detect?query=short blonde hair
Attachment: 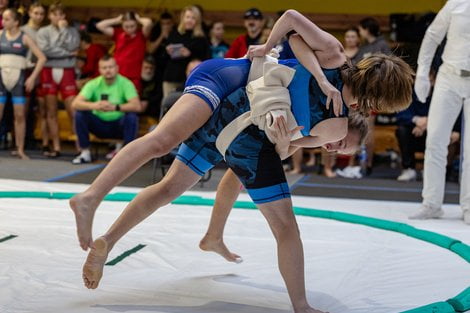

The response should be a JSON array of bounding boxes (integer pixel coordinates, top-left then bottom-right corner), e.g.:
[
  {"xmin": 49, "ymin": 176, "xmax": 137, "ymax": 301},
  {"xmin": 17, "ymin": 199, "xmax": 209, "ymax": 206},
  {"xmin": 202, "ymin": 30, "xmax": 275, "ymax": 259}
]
[
  {"xmin": 342, "ymin": 54, "xmax": 414, "ymax": 114},
  {"xmin": 177, "ymin": 6, "xmax": 204, "ymax": 38}
]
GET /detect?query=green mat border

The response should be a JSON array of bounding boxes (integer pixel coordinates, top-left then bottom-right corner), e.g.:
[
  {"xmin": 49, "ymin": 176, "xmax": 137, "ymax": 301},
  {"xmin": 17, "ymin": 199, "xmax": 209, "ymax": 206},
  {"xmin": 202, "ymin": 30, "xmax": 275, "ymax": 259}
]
[{"xmin": 1, "ymin": 191, "xmax": 469, "ymax": 312}]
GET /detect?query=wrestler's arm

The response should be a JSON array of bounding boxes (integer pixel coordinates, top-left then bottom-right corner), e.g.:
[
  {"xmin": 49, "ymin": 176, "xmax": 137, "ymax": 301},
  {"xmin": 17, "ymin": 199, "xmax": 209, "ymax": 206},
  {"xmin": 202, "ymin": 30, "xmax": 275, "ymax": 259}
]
[
  {"xmin": 289, "ymin": 34, "xmax": 344, "ymax": 115},
  {"xmin": 262, "ymin": 10, "xmax": 341, "ymax": 54},
  {"xmin": 250, "ymin": 11, "xmax": 346, "ymax": 115},
  {"xmin": 290, "ymin": 117, "xmax": 348, "ymax": 148},
  {"xmin": 23, "ymin": 34, "xmax": 46, "ymax": 92}
]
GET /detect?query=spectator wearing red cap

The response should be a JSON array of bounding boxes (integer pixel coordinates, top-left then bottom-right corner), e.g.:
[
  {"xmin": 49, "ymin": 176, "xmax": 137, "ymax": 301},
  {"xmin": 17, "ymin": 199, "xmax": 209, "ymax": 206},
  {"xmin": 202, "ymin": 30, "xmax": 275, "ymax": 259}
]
[{"xmin": 225, "ymin": 8, "xmax": 264, "ymax": 58}]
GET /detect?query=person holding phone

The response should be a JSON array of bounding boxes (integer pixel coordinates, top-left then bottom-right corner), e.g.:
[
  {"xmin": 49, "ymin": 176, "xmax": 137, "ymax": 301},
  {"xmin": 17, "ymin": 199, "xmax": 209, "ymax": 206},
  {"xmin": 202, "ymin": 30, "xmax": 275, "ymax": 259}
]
[
  {"xmin": 71, "ymin": 55, "xmax": 141, "ymax": 164},
  {"xmin": 162, "ymin": 5, "xmax": 209, "ymax": 98}
]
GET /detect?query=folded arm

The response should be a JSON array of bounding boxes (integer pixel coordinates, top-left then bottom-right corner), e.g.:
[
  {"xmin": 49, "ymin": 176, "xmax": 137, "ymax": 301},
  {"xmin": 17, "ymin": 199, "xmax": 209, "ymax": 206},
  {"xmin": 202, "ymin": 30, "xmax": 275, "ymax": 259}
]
[{"xmin": 37, "ymin": 27, "xmax": 80, "ymax": 58}]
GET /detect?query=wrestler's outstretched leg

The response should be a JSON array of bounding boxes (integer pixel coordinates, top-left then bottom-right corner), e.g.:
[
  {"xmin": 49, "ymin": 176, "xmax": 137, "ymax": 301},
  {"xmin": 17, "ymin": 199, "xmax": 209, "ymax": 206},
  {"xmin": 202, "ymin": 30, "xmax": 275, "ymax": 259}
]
[
  {"xmin": 258, "ymin": 198, "xmax": 327, "ymax": 313},
  {"xmin": 199, "ymin": 169, "xmax": 243, "ymax": 263},
  {"xmin": 82, "ymin": 160, "xmax": 202, "ymax": 288},
  {"xmin": 71, "ymin": 94, "xmax": 212, "ymax": 251}
]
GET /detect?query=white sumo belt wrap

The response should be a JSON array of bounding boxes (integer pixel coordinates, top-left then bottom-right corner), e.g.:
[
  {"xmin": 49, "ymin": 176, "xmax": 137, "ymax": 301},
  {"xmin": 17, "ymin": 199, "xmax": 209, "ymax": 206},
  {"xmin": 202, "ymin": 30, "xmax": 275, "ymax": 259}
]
[
  {"xmin": 52, "ymin": 68, "xmax": 64, "ymax": 85},
  {"xmin": 0, "ymin": 54, "xmax": 27, "ymax": 92},
  {"xmin": 215, "ymin": 52, "xmax": 303, "ymax": 158}
]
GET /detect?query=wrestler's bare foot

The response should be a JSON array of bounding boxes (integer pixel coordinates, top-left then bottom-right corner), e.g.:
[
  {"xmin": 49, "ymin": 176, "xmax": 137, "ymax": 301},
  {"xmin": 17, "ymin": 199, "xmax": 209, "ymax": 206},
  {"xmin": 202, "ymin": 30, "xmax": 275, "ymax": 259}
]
[
  {"xmin": 199, "ymin": 234, "xmax": 243, "ymax": 263},
  {"xmin": 286, "ymin": 168, "xmax": 302, "ymax": 175},
  {"xmin": 70, "ymin": 191, "xmax": 101, "ymax": 251},
  {"xmin": 305, "ymin": 157, "xmax": 315, "ymax": 167},
  {"xmin": 323, "ymin": 168, "xmax": 336, "ymax": 178},
  {"xmin": 82, "ymin": 237, "xmax": 109, "ymax": 289},
  {"xmin": 11, "ymin": 150, "xmax": 30, "ymax": 160},
  {"xmin": 17, "ymin": 151, "xmax": 30, "ymax": 160}
]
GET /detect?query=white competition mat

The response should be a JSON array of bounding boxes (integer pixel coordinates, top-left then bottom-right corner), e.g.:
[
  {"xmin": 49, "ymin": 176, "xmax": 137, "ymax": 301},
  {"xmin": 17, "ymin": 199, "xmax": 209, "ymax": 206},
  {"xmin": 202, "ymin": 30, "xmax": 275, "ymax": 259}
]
[{"xmin": 0, "ymin": 179, "xmax": 469, "ymax": 313}]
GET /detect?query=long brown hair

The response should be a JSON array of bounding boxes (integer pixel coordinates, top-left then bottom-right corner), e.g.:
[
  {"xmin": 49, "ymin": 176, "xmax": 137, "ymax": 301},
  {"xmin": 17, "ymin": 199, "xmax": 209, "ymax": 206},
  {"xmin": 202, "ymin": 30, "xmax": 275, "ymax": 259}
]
[{"xmin": 342, "ymin": 54, "xmax": 414, "ymax": 115}]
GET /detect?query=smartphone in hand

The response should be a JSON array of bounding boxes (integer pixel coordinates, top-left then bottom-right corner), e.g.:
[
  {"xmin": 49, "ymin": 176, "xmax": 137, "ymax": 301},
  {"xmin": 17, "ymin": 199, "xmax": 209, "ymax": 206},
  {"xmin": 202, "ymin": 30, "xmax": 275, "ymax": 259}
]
[{"xmin": 168, "ymin": 43, "xmax": 184, "ymax": 59}]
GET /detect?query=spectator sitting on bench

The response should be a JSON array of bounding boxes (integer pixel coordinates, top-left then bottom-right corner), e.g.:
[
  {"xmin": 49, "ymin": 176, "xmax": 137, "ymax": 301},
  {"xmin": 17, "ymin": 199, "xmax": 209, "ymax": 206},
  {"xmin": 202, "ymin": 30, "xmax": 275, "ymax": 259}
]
[
  {"xmin": 71, "ymin": 55, "xmax": 141, "ymax": 164},
  {"xmin": 396, "ymin": 71, "xmax": 462, "ymax": 181}
]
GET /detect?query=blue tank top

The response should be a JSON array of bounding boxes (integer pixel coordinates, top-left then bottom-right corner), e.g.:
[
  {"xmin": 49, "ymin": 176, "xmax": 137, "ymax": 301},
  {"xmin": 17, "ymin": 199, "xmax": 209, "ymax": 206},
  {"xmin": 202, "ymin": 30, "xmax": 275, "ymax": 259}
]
[
  {"xmin": 0, "ymin": 31, "xmax": 28, "ymax": 57},
  {"xmin": 287, "ymin": 63, "xmax": 348, "ymax": 136}
]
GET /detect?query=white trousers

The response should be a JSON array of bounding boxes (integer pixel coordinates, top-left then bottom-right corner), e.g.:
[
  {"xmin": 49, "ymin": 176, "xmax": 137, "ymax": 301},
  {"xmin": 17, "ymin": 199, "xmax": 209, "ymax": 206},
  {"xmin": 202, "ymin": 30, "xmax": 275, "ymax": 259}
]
[{"xmin": 422, "ymin": 63, "xmax": 470, "ymax": 212}]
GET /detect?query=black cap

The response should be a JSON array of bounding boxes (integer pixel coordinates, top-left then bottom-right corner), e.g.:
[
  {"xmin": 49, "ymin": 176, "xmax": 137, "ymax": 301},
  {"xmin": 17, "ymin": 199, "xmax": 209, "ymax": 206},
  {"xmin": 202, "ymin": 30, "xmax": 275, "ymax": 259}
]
[{"xmin": 244, "ymin": 8, "xmax": 263, "ymax": 20}]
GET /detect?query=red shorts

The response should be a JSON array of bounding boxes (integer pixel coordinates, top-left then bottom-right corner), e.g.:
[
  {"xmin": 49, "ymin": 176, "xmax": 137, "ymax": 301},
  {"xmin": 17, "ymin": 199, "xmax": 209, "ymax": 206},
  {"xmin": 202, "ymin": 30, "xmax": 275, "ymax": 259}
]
[
  {"xmin": 36, "ymin": 85, "xmax": 45, "ymax": 98},
  {"xmin": 41, "ymin": 67, "xmax": 78, "ymax": 99}
]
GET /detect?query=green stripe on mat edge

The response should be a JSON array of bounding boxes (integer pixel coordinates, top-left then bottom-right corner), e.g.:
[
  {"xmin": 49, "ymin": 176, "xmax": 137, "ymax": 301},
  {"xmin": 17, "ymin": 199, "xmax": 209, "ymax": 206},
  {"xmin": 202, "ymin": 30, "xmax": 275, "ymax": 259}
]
[
  {"xmin": 0, "ymin": 234, "xmax": 17, "ymax": 243},
  {"xmin": 105, "ymin": 244, "xmax": 146, "ymax": 266},
  {"xmin": 0, "ymin": 191, "xmax": 468, "ymax": 312}
]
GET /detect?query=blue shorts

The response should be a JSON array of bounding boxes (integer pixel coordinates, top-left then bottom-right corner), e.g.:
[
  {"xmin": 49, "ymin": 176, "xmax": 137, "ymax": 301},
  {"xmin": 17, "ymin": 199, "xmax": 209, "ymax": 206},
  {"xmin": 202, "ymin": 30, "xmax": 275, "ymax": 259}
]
[
  {"xmin": 0, "ymin": 69, "xmax": 26, "ymax": 105},
  {"xmin": 183, "ymin": 58, "xmax": 299, "ymax": 111},
  {"xmin": 183, "ymin": 58, "xmax": 251, "ymax": 111},
  {"xmin": 176, "ymin": 88, "xmax": 290, "ymax": 204}
]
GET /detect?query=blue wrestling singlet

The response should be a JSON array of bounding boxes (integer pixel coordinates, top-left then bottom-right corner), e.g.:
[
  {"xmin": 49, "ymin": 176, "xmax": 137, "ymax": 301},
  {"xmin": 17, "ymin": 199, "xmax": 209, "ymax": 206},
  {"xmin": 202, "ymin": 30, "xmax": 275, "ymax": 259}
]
[
  {"xmin": 183, "ymin": 58, "xmax": 299, "ymax": 111},
  {"xmin": 177, "ymin": 65, "xmax": 348, "ymax": 204},
  {"xmin": 0, "ymin": 31, "xmax": 28, "ymax": 105}
]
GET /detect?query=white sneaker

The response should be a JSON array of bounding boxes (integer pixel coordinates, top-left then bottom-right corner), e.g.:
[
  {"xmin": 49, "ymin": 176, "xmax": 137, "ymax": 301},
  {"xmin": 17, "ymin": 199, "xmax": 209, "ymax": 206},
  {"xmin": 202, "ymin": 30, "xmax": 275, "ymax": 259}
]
[
  {"xmin": 397, "ymin": 168, "xmax": 417, "ymax": 182},
  {"xmin": 336, "ymin": 166, "xmax": 363, "ymax": 179},
  {"xmin": 106, "ymin": 143, "xmax": 123, "ymax": 160},
  {"xmin": 72, "ymin": 150, "xmax": 92, "ymax": 164},
  {"xmin": 409, "ymin": 204, "xmax": 444, "ymax": 220},
  {"xmin": 463, "ymin": 211, "xmax": 470, "ymax": 225}
]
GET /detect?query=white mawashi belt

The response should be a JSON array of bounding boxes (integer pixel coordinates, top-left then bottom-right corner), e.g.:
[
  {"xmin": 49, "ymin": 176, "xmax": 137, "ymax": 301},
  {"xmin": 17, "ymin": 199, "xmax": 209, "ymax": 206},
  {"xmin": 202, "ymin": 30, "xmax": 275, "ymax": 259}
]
[
  {"xmin": 0, "ymin": 54, "xmax": 27, "ymax": 91},
  {"xmin": 215, "ymin": 53, "xmax": 303, "ymax": 158}
]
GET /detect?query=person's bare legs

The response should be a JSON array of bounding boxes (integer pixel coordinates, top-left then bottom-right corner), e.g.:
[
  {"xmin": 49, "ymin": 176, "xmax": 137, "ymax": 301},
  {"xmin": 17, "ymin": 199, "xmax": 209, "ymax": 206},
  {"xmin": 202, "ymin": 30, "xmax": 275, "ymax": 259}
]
[
  {"xmin": 305, "ymin": 149, "xmax": 316, "ymax": 167},
  {"xmin": 63, "ymin": 95, "xmax": 75, "ymax": 124},
  {"xmin": 63, "ymin": 95, "xmax": 79, "ymax": 151},
  {"xmin": 71, "ymin": 94, "xmax": 212, "ymax": 251},
  {"xmin": 199, "ymin": 169, "xmax": 243, "ymax": 263},
  {"xmin": 13, "ymin": 104, "xmax": 29, "ymax": 159},
  {"xmin": 82, "ymin": 160, "xmax": 202, "ymax": 289},
  {"xmin": 287, "ymin": 149, "xmax": 303, "ymax": 174},
  {"xmin": 366, "ymin": 115, "xmax": 376, "ymax": 171},
  {"xmin": 321, "ymin": 149, "xmax": 336, "ymax": 178},
  {"xmin": 258, "ymin": 198, "xmax": 326, "ymax": 313},
  {"xmin": 45, "ymin": 94, "xmax": 60, "ymax": 153},
  {"xmin": 37, "ymin": 97, "xmax": 49, "ymax": 150}
]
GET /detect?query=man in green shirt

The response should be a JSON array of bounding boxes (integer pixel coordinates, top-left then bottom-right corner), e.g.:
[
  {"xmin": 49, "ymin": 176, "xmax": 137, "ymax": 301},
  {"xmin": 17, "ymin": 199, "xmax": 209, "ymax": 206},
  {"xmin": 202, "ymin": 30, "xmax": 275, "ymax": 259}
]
[{"xmin": 72, "ymin": 55, "xmax": 141, "ymax": 164}]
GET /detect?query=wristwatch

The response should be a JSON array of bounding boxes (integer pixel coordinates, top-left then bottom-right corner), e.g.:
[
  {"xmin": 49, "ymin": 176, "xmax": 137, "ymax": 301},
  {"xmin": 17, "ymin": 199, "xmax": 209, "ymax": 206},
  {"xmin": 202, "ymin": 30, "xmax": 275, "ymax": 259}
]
[{"xmin": 115, "ymin": 105, "xmax": 121, "ymax": 112}]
